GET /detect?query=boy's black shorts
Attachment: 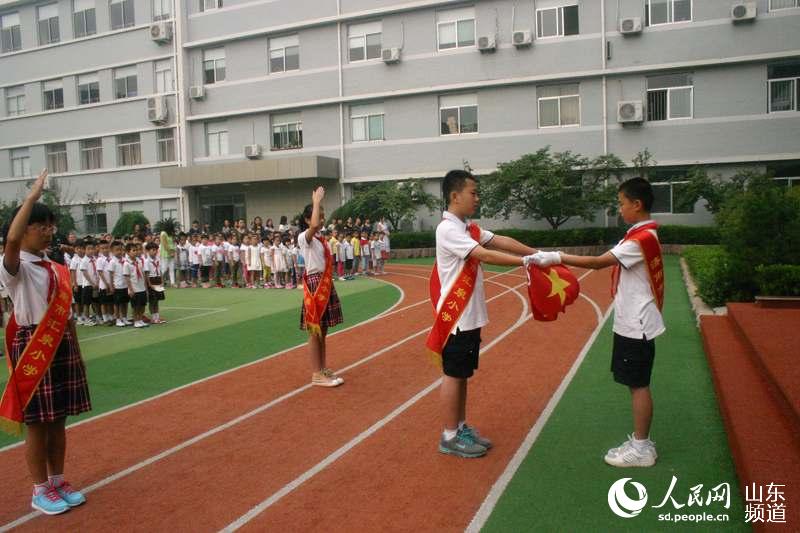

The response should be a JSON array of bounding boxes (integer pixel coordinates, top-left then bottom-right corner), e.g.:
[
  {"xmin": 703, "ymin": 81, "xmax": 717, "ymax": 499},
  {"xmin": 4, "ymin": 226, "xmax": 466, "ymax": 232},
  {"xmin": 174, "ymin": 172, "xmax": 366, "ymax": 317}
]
[
  {"xmin": 611, "ymin": 333, "xmax": 656, "ymax": 388},
  {"xmin": 114, "ymin": 288, "xmax": 130, "ymax": 305},
  {"xmin": 345, "ymin": 259, "xmax": 353, "ymax": 271},
  {"xmin": 200, "ymin": 265, "xmax": 211, "ymax": 282},
  {"xmin": 100, "ymin": 290, "xmax": 114, "ymax": 305},
  {"xmin": 441, "ymin": 328, "xmax": 481, "ymax": 379},
  {"xmin": 131, "ymin": 290, "xmax": 148, "ymax": 308},
  {"xmin": 80, "ymin": 286, "xmax": 96, "ymax": 306}
]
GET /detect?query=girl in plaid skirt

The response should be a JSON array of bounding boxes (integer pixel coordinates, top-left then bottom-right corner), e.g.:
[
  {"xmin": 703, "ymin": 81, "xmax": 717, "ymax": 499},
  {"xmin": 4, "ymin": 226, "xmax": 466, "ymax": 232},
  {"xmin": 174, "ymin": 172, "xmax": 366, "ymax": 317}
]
[
  {"xmin": 1, "ymin": 170, "xmax": 91, "ymax": 515},
  {"xmin": 297, "ymin": 187, "xmax": 345, "ymax": 387}
]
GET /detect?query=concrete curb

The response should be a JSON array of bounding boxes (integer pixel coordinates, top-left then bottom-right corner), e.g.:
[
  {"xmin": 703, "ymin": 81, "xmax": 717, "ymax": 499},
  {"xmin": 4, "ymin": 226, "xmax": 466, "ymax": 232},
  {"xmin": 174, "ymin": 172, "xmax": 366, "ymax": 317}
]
[{"xmin": 680, "ymin": 256, "xmax": 722, "ymax": 326}]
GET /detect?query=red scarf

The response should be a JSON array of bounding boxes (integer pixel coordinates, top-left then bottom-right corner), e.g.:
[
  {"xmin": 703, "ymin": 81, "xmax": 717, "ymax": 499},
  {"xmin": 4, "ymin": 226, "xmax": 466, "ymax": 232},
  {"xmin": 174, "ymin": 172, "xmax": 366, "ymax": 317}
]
[
  {"xmin": 302, "ymin": 235, "xmax": 334, "ymax": 338},
  {"xmin": 611, "ymin": 221, "xmax": 664, "ymax": 310}
]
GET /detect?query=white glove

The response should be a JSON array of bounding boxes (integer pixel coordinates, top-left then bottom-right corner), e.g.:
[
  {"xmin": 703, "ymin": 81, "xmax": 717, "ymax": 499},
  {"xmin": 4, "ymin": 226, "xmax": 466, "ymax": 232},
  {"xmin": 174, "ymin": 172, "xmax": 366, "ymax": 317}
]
[
  {"xmin": 532, "ymin": 251, "xmax": 562, "ymax": 267},
  {"xmin": 522, "ymin": 254, "xmax": 538, "ymax": 267}
]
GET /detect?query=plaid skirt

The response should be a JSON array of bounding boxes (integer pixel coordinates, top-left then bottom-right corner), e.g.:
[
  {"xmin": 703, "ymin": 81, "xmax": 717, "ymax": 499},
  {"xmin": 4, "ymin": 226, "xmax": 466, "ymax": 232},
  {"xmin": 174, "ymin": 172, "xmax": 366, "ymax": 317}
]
[
  {"xmin": 299, "ymin": 272, "xmax": 344, "ymax": 330},
  {"xmin": 7, "ymin": 324, "xmax": 92, "ymax": 424}
]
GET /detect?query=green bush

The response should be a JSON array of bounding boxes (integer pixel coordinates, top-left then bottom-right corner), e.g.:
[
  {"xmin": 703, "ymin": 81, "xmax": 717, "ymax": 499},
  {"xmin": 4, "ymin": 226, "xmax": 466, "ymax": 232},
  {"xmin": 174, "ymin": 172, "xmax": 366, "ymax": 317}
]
[
  {"xmin": 682, "ymin": 246, "xmax": 738, "ymax": 308},
  {"xmin": 112, "ymin": 211, "xmax": 150, "ymax": 238},
  {"xmin": 755, "ymin": 265, "xmax": 800, "ymax": 297},
  {"xmin": 388, "ymin": 225, "xmax": 719, "ymax": 250}
]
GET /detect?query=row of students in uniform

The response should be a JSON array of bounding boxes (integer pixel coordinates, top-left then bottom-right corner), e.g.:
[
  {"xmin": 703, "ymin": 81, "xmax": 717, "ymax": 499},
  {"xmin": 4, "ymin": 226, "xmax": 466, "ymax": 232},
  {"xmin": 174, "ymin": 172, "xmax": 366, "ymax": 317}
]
[
  {"xmin": 62, "ymin": 238, "xmax": 166, "ymax": 328},
  {"xmin": 328, "ymin": 229, "xmax": 389, "ymax": 280}
]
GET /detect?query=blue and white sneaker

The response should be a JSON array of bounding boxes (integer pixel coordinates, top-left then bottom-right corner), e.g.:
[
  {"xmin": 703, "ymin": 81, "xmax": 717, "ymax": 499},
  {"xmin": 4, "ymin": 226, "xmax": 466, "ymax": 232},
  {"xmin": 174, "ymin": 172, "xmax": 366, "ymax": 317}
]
[
  {"xmin": 461, "ymin": 424, "xmax": 493, "ymax": 450},
  {"xmin": 53, "ymin": 481, "xmax": 86, "ymax": 507},
  {"xmin": 438, "ymin": 428, "xmax": 487, "ymax": 458},
  {"xmin": 31, "ymin": 486, "xmax": 70, "ymax": 515}
]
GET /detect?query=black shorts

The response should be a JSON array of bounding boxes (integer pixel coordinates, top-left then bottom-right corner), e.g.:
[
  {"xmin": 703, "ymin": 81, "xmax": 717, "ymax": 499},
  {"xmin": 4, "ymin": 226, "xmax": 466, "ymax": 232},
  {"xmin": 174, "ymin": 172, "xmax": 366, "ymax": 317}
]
[
  {"xmin": 611, "ymin": 333, "xmax": 656, "ymax": 388},
  {"xmin": 148, "ymin": 288, "xmax": 165, "ymax": 302},
  {"xmin": 114, "ymin": 288, "xmax": 130, "ymax": 305},
  {"xmin": 441, "ymin": 328, "xmax": 481, "ymax": 379},
  {"xmin": 100, "ymin": 290, "xmax": 114, "ymax": 305},
  {"xmin": 80, "ymin": 286, "xmax": 96, "ymax": 306},
  {"xmin": 132, "ymin": 291, "xmax": 148, "ymax": 308},
  {"xmin": 345, "ymin": 259, "xmax": 353, "ymax": 270},
  {"xmin": 200, "ymin": 265, "xmax": 211, "ymax": 282}
]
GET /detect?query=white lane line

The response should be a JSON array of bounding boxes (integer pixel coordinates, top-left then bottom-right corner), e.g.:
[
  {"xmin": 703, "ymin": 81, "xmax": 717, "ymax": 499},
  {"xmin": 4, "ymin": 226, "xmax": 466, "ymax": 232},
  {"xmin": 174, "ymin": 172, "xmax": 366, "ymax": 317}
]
[
  {"xmin": 465, "ymin": 273, "xmax": 612, "ymax": 533},
  {"xmin": 0, "ymin": 275, "xmax": 521, "ymax": 531},
  {"xmin": 220, "ymin": 279, "xmax": 531, "ymax": 532}
]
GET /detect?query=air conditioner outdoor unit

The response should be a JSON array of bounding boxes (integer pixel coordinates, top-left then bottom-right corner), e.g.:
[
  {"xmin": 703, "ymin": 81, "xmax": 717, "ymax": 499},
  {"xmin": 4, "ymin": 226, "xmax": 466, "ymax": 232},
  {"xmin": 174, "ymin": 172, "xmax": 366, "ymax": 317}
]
[
  {"xmin": 190, "ymin": 85, "xmax": 205, "ymax": 100},
  {"xmin": 381, "ymin": 47, "xmax": 401, "ymax": 64},
  {"xmin": 477, "ymin": 35, "xmax": 496, "ymax": 52},
  {"xmin": 512, "ymin": 30, "xmax": 532, "ymax": 47},
  {"xmin": 147, "ymin": 96, "xmax": 168, "ymax": 124},
  {"xmin": 149, "ymin": 21, "xmax": 172, "ymax": 43},
  {"xmin": 617, "ymin": 100, "xmax": 643, "ymax": 123},
  {"xmin": 244, "ymin": 144, "xmax": 262, "ymax": 159},
  {"xmin": 731, "ymin": 2, "xmax": 757, "ymax": 22},
  {"xmin": 619, "ymin": 17, "xmax": 642, "ymax": 35}
]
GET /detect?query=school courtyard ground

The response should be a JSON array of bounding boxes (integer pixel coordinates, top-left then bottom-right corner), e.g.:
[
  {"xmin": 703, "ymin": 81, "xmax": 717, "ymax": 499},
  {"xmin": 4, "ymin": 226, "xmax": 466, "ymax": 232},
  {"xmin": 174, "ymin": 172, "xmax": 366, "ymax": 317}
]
[{"xmin": 0, "ymin": 255, "xmax": 795, "ymax": 531}]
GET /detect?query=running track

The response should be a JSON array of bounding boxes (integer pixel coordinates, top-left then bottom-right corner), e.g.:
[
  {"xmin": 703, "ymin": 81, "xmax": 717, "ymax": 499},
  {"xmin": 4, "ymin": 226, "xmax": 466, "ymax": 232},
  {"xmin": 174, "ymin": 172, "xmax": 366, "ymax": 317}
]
[{"xmin": 0, "ymin": 264, "xmax": 613, "ymax": 532}]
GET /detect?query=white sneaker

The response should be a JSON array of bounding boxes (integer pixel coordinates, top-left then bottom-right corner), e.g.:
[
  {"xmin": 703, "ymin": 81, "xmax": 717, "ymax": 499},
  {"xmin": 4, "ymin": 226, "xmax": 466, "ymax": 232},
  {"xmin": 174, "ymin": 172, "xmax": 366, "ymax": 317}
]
[
  {"xmin": 604, "ymin": 434, "xmax": 657, "ymax": 467},
  {"xmin": 115, "ymin": 319, "xmax": 126, "ymax": 327},
  {"xmin": 124, "ymin": 319, "xmax": 133, "ymax": 325},
  {"xmin": 134, "ymin": 321, "xmax": 147, "ymax": 328}
]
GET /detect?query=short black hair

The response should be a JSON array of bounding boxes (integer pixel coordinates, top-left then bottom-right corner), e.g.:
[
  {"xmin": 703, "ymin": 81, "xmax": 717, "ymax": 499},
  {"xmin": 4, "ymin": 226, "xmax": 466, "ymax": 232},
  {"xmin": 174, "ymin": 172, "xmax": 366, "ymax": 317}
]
[
  {"xmin": 125, "ymin": 242, "xmax": 137, "ymax": 252},
  {"xmin": 618, "ymin": 177, "xmax": 654, "ymax": 212},
  {"xmin": 442, "ymin": 170, "xmax": 477, "ymax": 206},
  {"xmin": 145, "ymin": 242, "xmax": 159, "ymax": 251},
  {"xmin": 75, "ymin": 239, "xmax": 86, "ymax": 248},
  {"xmin": 1, "ymin": 202, "xmax": 56, "ymax": 243},
  {"xmin": 111, "ymin": 240, "xmax": 123, "ymax": 248}
]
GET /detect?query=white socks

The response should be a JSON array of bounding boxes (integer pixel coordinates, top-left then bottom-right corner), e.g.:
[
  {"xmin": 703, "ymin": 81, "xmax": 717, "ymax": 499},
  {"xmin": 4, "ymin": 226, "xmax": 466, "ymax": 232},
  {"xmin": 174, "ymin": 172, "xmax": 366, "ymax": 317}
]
[
  {"xmin": 442, "ymin": 428, "xmax": 458, "ymax": 441},
  {"xmin": 48, "ymin": 474, "xmax": 64, "ymax": 488},
  {"xmin": 33, "ymin": 481, "xmax": 50, "ymax": 496}
]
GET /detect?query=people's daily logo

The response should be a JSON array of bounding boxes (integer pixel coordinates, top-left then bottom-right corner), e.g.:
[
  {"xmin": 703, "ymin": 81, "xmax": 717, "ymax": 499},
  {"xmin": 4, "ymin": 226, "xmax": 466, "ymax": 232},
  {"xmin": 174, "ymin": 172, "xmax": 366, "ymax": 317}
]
[{"xmin": 608, "ymin": 478, "xmax": 649, "ymax": 518}]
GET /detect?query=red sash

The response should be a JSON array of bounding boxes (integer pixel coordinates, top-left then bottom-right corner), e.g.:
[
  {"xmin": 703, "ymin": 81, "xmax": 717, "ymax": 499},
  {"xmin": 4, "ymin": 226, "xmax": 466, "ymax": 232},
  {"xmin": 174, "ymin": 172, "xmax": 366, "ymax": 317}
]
[
  {"xmin": 425, "ymin": 223, "xmax": 482, "ymax": 367},
  {"xmin": 0, "ymin": 260, "xmax": 72, "ymax": 436},
  {"xmin": 302, "ymin": 234, "xmax": 334, "ymax": 338},
  {"xmin": 611, "ymin": 221, "xmax": 664, "ymax": 311}
]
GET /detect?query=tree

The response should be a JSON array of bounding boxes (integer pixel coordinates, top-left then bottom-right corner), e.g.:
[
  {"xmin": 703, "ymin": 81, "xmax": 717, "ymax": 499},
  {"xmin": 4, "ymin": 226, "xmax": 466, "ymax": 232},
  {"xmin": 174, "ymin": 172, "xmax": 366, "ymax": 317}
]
[
  {"xmin": 480, "ymin": 147, "xmax": 625, "ymax": 230},
  {"xmin": 674, "ymin": 166, "xmax": 754, "ymax": 215},
  {"xmin": 112, "ymin": 211, "xmax": 150, "ymax": 238},
  {"xmin": 331, "ymin": 179, "xmax": 440, "ymax": 230},
  {"xmin": 631, "ymin": 148, "xmax": 656, "ymax": 180},
  {"xmin": 154, "ymin": 217, "xmax": 180, "ymax": 236}
]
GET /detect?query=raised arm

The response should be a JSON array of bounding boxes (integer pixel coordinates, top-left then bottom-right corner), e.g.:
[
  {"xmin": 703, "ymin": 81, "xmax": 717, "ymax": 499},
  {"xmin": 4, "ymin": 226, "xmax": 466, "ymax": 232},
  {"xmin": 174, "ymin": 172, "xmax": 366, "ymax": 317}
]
[
  {"xmin": 305, "ymin": 187, "xmax": 325, "ymax": 244},
  {"xmin": 3, "ymin": 169, "xmax": 47, "ymax": 276}
]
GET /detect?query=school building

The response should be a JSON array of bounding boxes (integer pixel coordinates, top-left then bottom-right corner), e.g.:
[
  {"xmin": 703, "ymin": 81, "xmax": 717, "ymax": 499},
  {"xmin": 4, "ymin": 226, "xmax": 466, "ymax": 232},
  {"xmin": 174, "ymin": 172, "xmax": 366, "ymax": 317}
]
[{"xmin": 1, "ymin": 0, "xmax": 799, "ymax": 233}]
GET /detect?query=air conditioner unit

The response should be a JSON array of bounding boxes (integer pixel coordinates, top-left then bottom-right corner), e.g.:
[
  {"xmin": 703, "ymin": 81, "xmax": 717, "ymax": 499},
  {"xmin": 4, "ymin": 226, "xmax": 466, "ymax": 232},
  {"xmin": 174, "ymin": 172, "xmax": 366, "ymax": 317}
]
[
  {"xmin": 731, "ymin": 2, "xmax": 757, "ymax": 22},
  {"xmin": 619, "ymin": 17, "xmax": 642, "ymax": 35},
  {"xmin": 617, "ymin": 100, "xmax": 643, "ymax": 123},
  {"xmin": 146, "ymin": 96, "xmax": 168, "ymax": 124},
  {"xmin": 381, "ymin": 47, "xmax": 401, "ymax": 64},
  {"xmin": 477, "ymin": 35, "xmax": 496, "ymax": 53},
  {"xmin": 190, "ymin": 85, "xmax": 205, "ymax": 100},
  {"xmin": 512, "ymin": 30, "xmax": 532, "ymax": 47},
  {"xmin": 149, "ymin": 21, "xmax": 172, "ymax": 43},
  {"xmin": 244, "ymin": 144, "xmax": 262, "ymax": 159}
]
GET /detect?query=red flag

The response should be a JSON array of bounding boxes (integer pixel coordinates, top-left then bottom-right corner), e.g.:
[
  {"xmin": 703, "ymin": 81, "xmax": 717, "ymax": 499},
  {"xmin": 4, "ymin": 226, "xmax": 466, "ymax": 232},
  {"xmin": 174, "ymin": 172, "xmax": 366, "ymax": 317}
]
[{"xmin": 526, "ymin": 264, "xmax": 580, "ymax": 321}]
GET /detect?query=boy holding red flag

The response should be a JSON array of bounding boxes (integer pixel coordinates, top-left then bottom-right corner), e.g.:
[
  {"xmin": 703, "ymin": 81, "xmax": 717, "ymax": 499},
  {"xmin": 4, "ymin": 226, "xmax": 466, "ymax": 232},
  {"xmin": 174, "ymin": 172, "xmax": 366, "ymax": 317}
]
[
  {"xmin": 533, "ymin": 177, "xmax": 665, "ymax": 467},
  {"xmin": 1, "ymin": 169, "xmax": 91, "ymax": 515},
  {"xmin": 431, "ymin": 170, "xmax": 539, "ymax": 458}
]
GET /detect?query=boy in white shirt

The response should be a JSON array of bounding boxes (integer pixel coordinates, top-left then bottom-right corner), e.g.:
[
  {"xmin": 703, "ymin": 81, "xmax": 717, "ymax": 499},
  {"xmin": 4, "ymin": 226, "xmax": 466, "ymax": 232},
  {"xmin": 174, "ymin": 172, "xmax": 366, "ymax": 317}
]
[
  {"xmin": 110, "ymin": 241, "xmax": 130, "ymax": 327},
  {"xmin": 199, "ymin": 235, "xmax": 213, "ymax": 288},
  {"xmin": 79, "ymin": 241, "xmax": 99, "ymax": 326},
  {"xmin": 124, "ymin": 243, "xmax": 148, "ymax": 328},
  {"xmin": 95, "ymin": 241, "xmax": 114, "ymax": 324},
  {"xmin": 188, "ymin": 234, "xmax": 201, "ymax": 288},
  {"xmin": 143, "ymin": 242, "xmax": 166, "ymax": 324},
  {"xmin": 69, "ymin": 241, "xmax": 86, "ymax": 324}
]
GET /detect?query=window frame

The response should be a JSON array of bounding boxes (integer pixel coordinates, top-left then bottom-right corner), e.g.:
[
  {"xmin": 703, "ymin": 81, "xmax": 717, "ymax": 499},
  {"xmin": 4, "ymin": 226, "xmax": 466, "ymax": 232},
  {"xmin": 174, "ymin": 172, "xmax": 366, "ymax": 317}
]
[
  {"xmin": 72, "ymin": 0, "xmax": 96, "ymax": 38},
  {"xmin": 271, "ymin": 114, "xmax": 303, "ymax": 150},
  {"xmin": 1, "ymin": 12, "xmax": 23, "ymax": 52},
  {"xmin": 5, "ymin": 86, "xmax": 25, "ymax": 116},
  {"xmin": 116, "ymin": 133, "xmax": 142, "ymax": 166},
  {"xmin": 77, "ymin": 73, "xmax": 100, "ymax": 105},
  {"xmin": 109, "ymin": 0, "xmax": 134, "ymax": 30},
  {"xmin": 157, "ymin": 128, "xmax": 176, "ymax": 162},
  {"xmin": 114, "ymin": 67, "xmax": 138, "ymax": 99},
  {"xmin": 350, "ymin": 110, "xmax": 384, "ymax": 142},
  {"xmin": 436, "ymin": 16, "xmax": 475, "ymax": 51},
  {"xmin": 537, "ymin": 92, "xmax": 581, "ymax": 128},
  {"xmin": 205, "ymin": 121, "xmax": 229, "ymax": 157},
  {"xmin": 768, "ymin": 77, "xmax": 799, "ymax": 113},
  {"xmin": 348, "ymin": 26, "xmax": 382, "ymax": 62},
  {"xmin": 80, "ymin": 137, "xmax": 103, "ymax": 170},
  {"xmin": 46, "ymin": 142, "xmax": 68, "ymax": 173},
  {"xmin": 439, "ymin": 103, "xmax": 479, "ymax": 136},
  {"xmin": 10, "ymin": 147, "xmax": 30, "ymax": 177},
  {"xmin": 154, "ymin": 58, "xmax": 174, "ymax": 93},
  {"xmin": 152, "ymin": 0, "xmax": 171, "ymax": 21},
  {"xmin": 84, "ymin": 205, "xmax": 108, "ymax": 234},
  {"xmin": 535, "ymin": 4, "xmax": 579, "ymax": 39},
  {"xmin": 646, "ymin": 85, "xmax": 694, "ymax": 121},
  {"xmin": 42, "ymin": 80, "xmax": 64, "ymax": 110},
  {"xmin": 650, "ymin": 179, "xmax": 694, "ymax": 214},
  {"xmin": 645, "ymin": 0, "xmax": 692, "ymax": 26},
  {"xmin": 37, "ymin": 4, "xmax": 60, "ymax": 45},
  {"xmin": 200, "ymin": 0, "xmax": 222, "ymax": 12},
  {"xmin": 769, "ymin": 0, "xmax": 800, "ymax": 11},
  {"xmin": 203, "ymin": 48, "xmax": 226, "ymax": 85},
  {"xmin": 268, "ymin": 35, "xmax": 299, "ymax": 74}
]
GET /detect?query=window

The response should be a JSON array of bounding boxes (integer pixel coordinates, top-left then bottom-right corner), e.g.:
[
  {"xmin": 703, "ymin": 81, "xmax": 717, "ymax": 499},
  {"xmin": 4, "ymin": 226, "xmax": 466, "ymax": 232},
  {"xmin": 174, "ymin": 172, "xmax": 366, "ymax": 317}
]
[
  {"xmin": 537, "ymin": 84, "xmax": 580, "ymax": 127},
  {"xmin": 10, "ymin": 147, "xmax": 30, "ymax": 177},
  {"xmin": 1, "ymin": 12, "xmax": 22, "ymax": 52},
  {"xmin": 116, "ymin": 133, "xmax": 141, "ymax": 166},
  {"xmin": 110, "ymin": 0, "xmax": 134, "ymax": 30},
  {"xmin": 437, "ymin": 7, "xmax": 475, "ymax": 50},
  {"xmin": 200, "ymin": 0, "xmax": 222, "ymax": 12},
  {"xmin": 5, "ymin": 85, "xmax": 25, "ymax": 116},
  {"xmin": 77, "ymin": 73, "xmax": 100, "ymax": 105},
  {"xmin": 203, "ymin": 48, "xmax": 225, "ymax": 84},
  {"xmin": 268, "ymin": 34, "xmax": 299, "ymax": 73},
  {"xmin": 645, "ymin": 0, "xmax": 691, "ymax": 26},
  {"xmin": 84, "ymin": 204, "xmax": 107, "ymax": 233},
  {"xmin": 440, "ymin": 94, "xmax": 478, "ymax": 135},
  {"xmin": 154, "ymin": 59, "xmax": 174, "ymax": 92},
  {"xmin": 769, "ymin": 163, "xmax": 800, "ymax": 188},
  {"xmin": 73, "ymin": 0, "xmax": 96, "ymax": 37},
  {"xmin": 649, "ymin": 170, "xmax": 694, "ymax": 214},
  {"xmin": 205, "ymin": 121, "xmax": 228, "ymax": 156},
  {"xmin": 348, "ymin": 21, "xmax": 381, "ymax": 62},
  {"xmin": 768, "ymin": 62, "xmax": 800, "ymax": 113},
  {"xmin": 80, "ymin": 138, "xmax": 103, "ymax": 169},
  {"xmin": 647, "ymin": 73, "xmax": 692, "ymax": 121},
  {"xmin": 536, "ymin": 5, "xmax": 579, "ymax": 38},
  {"xmin": 114, "ymin": 65, "xmax": 138, "ymax": 99},
  {"xmin": 38, "ymin": 4, "xmax": 60, "ymax": 45},
  {"xmin": 43, "ymin": 79, "xmax": 64, "ymax": 110},
  {"xmin": 160, "ymin": 199, "xmax": 177, "ymax": 220},
  {"xmin": 46, "ymin": 142, "xmax": 68, "ymax": 173},
  {"xmin": 271, "ymin": 112, "xmax": 302, "ymax": 150},
  {"xmin": 351, "ymin": 103, "xmax": 384, "ymax": 142},
  {"xmin": 157, "ymin": 128, "xmax": 175, "ymax": 162},
  {"xmin": 152, "ymin": 0, "xmax": 170, "ymax": 21},
  {"xmin": 769, "ymin": 0, "xmax": 799, "ymax": 10}
]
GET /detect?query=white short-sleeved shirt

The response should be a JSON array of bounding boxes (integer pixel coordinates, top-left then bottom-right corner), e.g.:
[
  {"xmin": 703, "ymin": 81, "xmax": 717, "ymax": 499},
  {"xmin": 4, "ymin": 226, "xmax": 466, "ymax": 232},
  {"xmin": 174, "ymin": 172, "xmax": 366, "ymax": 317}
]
[
  {"xmin": 0, "ymin": 251, "xmax": 63, "ymax": 326},
  {"xmin": 144, "ymin": 256, "xmax": 161, "ymax": 279},
  {"xmin": 609, "ymin": 220, "xmax": 666, "ymax": 340},
  {"xmin": 298, "ymin": 230, "xmax": 330, "ymax": 275},
  {"xmin": 80, "ymin": 255, "xmax": 98, "ymax": 287},
  {"xmin": 111, "ymin": 257, "xmax": 128, "ymax": 289},
  {"xmin": 96, "ymin": 255, "xmax": 109, "ymax": 290},
  {"xmin": 435, "ymin": 211, "xmax": 495, "ymax": 332},
  {"xmin": 70, "ymin": 255, "xmax": 86, "ymax": 286},
  {"xmin": 189, "ymin": 244, "xmax": 201, "ymax": 265},
  {"xmin": 125, "ymin": 257, "xmax": 147, "ymax": 292}
]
